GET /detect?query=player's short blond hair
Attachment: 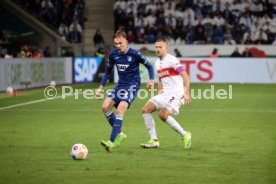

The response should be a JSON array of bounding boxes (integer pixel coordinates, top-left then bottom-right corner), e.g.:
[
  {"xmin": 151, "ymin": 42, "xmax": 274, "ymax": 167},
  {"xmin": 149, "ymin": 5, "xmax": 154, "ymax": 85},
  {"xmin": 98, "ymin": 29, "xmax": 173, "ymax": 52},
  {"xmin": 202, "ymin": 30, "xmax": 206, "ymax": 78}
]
[
  {"xmin": 156, "ymin": 39, "xmax": 167, "ymax": 44},
  {"xmin": 114, "ymin": 27, "xmax": 127, "ymax": 39}
]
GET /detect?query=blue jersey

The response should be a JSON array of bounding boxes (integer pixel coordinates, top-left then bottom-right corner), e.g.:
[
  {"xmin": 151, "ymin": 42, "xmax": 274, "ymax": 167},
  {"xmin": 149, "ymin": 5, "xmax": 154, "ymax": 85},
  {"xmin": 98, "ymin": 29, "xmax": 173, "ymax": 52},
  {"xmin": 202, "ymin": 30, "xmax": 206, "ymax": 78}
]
[{"xmin": 101, "ymin": 48, "xmax": 154, "ymax": 87}]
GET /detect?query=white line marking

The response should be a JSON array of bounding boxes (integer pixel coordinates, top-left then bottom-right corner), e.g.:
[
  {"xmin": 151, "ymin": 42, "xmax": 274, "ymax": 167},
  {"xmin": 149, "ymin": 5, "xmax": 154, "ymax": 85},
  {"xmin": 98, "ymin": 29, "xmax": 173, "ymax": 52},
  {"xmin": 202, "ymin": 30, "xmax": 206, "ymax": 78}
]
[
  {"xmin": 0, "ymin": 96, "xmax": 62, "ymax": 111},
  {"xmin": 0, "ymin": 86, "xmax": 114, "ymax": 111}
]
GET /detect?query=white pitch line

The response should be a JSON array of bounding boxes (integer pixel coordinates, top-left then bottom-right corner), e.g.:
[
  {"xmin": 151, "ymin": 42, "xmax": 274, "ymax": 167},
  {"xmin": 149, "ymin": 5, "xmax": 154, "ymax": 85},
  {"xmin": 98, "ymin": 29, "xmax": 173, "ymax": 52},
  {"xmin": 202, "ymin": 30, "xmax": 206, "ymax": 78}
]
[
  {"xmin": 0, "ymin": 91, "xmax": 92, "ymax": 111},
  {"xmin": 0, "ymin": 86, "xmax": 114, "ymax": 111},
  {"xmin": 0, "ymin": 96, "xmax": 63, "ymax": 111},
  {"xmin": 0, "ymin": 91, "xmax": 86, "ymax": 111}
]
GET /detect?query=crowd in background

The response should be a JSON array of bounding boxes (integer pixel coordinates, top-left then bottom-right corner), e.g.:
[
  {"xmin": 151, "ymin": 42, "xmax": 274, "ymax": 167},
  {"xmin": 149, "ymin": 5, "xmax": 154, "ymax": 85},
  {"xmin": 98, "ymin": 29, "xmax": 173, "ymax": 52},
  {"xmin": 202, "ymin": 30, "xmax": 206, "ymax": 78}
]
[
  {"xmin": 2, "ymin": 0, "xmax": 275, "ymax": 58},
  {"xmin": 1, "ymin": 0, "xmax": 85, "ymax": 58},
  {"xmin": 0, "ymin": 45, "xmax": 51, "ymax": 58},
  {"xmin": 0, "ymin": 44, "xmax": 77, "ymax": 58},
  {"xmin": 13, "ymin": 0, "xmax": 86, "ymax": 43},
  {"xmin": 113, "ymin": 0, "xmax": 276, "ymax": 45}
]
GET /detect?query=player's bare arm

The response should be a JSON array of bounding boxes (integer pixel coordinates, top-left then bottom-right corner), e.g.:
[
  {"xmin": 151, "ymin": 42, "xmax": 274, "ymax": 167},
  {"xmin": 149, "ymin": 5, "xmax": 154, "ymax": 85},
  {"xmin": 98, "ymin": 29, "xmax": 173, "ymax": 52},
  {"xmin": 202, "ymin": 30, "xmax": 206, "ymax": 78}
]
[
  {"xmin": 181, "ymin": 71, "xmax": 191, "ymax": 104},
  {"xmin": 146, "ymin": 80, "xmax": 155, "ymax": 89},
  {"xmin": 96, "ymin": 85, "xmax": 104, "ymax": 97},
  {"xmin": 157, "ymin": 81, "xmax": 163, "ymax": 94}
]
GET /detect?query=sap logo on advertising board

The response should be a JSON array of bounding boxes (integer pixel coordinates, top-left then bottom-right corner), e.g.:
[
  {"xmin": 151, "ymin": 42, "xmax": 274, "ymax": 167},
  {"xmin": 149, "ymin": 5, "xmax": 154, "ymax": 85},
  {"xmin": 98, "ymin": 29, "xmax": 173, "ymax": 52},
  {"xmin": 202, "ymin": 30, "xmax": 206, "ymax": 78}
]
[{"xmin": 74, "ymin": 57, "xmax": 102, "ymax": 83}]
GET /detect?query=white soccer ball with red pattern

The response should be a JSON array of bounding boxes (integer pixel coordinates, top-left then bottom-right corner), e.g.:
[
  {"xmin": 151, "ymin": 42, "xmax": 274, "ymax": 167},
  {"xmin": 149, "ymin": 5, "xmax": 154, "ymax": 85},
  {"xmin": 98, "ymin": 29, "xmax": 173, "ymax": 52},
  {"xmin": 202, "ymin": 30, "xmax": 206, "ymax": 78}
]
[
  {"xmin": 6, "ymin": 86, "xmax": 13, "ymax": 95},
  {"xmin": 70, "ymin": 143, "xmax": 88, "ymax": 160}
]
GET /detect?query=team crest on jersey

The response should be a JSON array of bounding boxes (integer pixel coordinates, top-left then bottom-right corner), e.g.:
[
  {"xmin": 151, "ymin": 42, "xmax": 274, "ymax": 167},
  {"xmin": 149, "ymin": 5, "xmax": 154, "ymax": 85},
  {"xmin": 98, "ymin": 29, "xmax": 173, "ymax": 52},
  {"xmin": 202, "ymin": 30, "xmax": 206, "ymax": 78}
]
[
  {"xmin": 117, "ymin": 64, "xmax": 129, "ymax": 71},
  {"xmin": 127, "ymin": 56, "xmax": 132, "ymax": 62}
]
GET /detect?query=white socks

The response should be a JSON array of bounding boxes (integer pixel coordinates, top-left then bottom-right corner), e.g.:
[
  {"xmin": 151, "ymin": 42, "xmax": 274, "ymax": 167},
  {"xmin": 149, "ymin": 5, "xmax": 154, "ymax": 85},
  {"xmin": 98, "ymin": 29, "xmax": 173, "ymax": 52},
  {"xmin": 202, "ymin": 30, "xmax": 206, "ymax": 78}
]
[
  {"xmin": 165, "ymin": 116, "xmax": 186, "ymax": 137},
  {"xmin": 143, "ymin": 113, "xmax": 158, "ymax": 140},
  {"xmin": 143, "ymin": 113, "xmax": 186, "ymax": 139}
]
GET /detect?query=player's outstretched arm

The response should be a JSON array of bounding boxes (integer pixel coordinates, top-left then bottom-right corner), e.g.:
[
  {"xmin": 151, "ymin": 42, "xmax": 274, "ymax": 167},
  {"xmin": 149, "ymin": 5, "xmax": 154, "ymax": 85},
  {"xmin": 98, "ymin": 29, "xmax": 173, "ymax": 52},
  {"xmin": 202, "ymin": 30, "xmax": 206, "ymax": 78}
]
[
  {"xmin": 143, "ymin": 61, "xmax": 155, "ymax": 89},
  {"xmin": 95, "ymin": 85, "xmax": 104, "ymax": 98},
  {"xmin": 146, "ymin": 80, "xmax": 155, "ymax": 89},
  {"xmin": 181, "ymin": 71, "xmax": 191, "ymax": 104},
  {"xmin": 157, "ymin": 81, "xmax": 163, "ymax": 94},
  {"xmin": 96, "ymin": 58, "xmax": 114, "ymax": 98}
]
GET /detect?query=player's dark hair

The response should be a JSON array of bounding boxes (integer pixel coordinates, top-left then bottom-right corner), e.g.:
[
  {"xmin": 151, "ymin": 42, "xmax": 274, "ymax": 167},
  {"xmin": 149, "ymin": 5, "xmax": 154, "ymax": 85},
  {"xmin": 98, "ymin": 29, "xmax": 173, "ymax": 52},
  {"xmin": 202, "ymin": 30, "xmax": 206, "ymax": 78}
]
[{"xmin": 114, "ymin": 27, "xmax": 127, "ymax": 39}]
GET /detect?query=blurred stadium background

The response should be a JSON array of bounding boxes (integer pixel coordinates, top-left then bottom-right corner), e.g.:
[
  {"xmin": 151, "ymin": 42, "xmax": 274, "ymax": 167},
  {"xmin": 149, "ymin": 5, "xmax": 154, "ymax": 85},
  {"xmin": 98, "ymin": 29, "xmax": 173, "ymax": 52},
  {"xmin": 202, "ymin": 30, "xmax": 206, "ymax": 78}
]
[{"xmin": 0, "ymin": 0, "xmax": 276, "ymax": 184}]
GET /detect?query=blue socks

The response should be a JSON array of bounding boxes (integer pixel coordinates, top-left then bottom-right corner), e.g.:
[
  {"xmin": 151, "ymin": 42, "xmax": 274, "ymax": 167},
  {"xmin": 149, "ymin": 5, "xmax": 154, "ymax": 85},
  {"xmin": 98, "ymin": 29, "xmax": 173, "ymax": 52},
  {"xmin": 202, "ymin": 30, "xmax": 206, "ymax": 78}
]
[
  {"xmin": 110, "ymin": 115, "xmax": 123, "ymax": 142},
  {"xmin": 104, "ymin": 111, "xmax": 123, "ymax": 142},
  {"xmin": 104, "ymin": 110, "xmax": 115, "ymax": 126}
]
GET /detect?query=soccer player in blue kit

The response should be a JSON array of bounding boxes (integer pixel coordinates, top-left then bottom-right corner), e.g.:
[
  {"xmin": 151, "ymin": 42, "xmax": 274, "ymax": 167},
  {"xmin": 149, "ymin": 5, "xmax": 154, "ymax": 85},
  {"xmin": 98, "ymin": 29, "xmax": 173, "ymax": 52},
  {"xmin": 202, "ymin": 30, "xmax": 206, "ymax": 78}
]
[{"xmin": 95, "ymin": 28, "xmax": 155, "ymax": 152}]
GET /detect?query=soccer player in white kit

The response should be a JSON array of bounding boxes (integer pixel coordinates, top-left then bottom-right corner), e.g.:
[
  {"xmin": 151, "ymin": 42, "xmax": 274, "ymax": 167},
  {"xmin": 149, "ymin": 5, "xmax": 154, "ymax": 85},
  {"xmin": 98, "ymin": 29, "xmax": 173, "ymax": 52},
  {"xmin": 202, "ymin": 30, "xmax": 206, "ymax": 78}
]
[{"xmin": 140, "ymin": 39, "xmax": 192, "ymax": 149}]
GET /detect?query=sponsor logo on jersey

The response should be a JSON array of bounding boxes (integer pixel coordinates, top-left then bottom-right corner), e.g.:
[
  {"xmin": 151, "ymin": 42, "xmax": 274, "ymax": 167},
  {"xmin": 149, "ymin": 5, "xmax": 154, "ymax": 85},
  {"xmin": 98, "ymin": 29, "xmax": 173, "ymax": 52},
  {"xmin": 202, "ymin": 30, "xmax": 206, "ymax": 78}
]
[
  {"xmin": 117, "ymin": 64, "xmax": 129, "ymax": 71},
  {"xmin": 157, "ymin": 68, "xmax": 179, "ymax": 79},
  {"xmin": 158, "ymin": 70, "xmax": 170, "ymax": 77}
]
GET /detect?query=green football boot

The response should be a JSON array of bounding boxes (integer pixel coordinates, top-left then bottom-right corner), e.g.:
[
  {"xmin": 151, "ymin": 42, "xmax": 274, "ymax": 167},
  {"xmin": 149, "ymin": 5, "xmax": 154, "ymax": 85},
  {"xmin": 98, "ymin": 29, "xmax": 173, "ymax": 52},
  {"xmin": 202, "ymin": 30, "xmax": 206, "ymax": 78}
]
[
  {"xmin": 114, "ymin": 132, "xmax": 127, "ymax": 148},
  {"xmin": 140, "ymin": 139, "xmax": 160, "ymax": 148},
  {"xmin": 100, "ymin": 140, "xmax": 115, "ymax": 152},
  {"xmin": 183, "ymin": 131, "xmax": 192, "ymax": 149}
]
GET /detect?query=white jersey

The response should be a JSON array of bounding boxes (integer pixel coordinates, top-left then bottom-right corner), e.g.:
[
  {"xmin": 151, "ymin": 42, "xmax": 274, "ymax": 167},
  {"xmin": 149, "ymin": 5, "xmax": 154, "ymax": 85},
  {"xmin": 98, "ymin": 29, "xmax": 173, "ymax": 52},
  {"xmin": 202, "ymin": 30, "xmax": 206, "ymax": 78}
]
[{"xmin": 156, "ymin": 54, "xmax": 184, "ymax": 95}]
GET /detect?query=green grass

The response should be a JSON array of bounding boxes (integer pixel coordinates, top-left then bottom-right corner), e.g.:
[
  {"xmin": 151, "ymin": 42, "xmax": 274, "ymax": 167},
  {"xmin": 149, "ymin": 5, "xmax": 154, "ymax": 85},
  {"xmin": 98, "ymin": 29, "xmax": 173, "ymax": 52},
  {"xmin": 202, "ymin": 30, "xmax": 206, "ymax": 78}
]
[{"xmin": 0, "ymin": 84, "xmax": 275, "ymax": 184}]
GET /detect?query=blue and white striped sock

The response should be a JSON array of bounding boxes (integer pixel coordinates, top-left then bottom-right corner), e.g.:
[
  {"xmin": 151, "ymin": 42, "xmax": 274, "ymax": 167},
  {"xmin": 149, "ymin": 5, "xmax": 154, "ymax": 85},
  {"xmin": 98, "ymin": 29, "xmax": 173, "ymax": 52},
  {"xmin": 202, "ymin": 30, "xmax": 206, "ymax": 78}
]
[{"xmin": 104, "ymin": 110, "xmax": 115, "ymax": 126}]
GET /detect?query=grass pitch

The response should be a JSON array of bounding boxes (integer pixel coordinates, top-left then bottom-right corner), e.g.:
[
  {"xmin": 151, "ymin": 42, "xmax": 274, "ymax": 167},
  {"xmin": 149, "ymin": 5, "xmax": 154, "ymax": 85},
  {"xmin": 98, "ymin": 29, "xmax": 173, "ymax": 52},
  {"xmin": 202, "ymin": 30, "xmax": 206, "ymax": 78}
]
[{"xmin": 0, "ymin": 84, "xmax": 275, "ymax": 184}]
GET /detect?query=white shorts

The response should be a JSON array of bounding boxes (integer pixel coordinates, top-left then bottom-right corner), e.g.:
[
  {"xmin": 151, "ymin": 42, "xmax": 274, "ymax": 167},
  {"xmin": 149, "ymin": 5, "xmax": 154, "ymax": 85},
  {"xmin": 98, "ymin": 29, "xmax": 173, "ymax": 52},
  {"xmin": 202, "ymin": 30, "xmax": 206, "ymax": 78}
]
[{"xmin": 149, "ymin": 93, "xmax": 184, "ymax": 115}]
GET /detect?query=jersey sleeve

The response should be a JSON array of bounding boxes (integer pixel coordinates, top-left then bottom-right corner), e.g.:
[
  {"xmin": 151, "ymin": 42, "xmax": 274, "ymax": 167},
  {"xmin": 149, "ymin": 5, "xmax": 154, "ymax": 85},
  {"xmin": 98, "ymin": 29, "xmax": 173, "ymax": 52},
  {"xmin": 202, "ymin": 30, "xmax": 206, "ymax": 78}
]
[
  {"xmin": 171, "ymin": 57, "xmax": 183, "ymax": 71},
  {"xmin": 100, "ymin": 56, "xmax": 115, "ymax": 86},
  {"xmin": 137, "ymin": 52, "xmax": 148, "ymax": 65},
  {"xmin": 137, "ymin": 52, "xmax": 154, "ymax": 80}
]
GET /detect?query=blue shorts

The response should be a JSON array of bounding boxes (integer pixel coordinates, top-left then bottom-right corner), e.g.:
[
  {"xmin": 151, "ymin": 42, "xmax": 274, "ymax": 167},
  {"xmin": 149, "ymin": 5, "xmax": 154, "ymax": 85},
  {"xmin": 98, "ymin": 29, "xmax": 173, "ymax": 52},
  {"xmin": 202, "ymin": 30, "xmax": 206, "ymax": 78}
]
[{"xmin": 107, "ymin": 83, "xmax": 140, "ymax": 108}]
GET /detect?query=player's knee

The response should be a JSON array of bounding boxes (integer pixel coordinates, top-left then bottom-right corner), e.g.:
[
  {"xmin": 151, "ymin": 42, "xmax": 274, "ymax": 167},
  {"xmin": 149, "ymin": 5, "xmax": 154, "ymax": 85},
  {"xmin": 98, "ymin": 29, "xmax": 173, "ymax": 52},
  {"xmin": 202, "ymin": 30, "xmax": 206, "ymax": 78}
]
[
  {"xmin": 142, "ymin": 106, "xmax": 150, "ymax": 114},
  {"xmin": 159, "ymin": 112, "xmax": 168, "ymax": 122},
  {"xmin": 101, "ymin": 104, "xmax": 110, "ymax": 113},
  {"xmin": 115, "ymin": 109, "xmax": 124, "ymax": 116}
]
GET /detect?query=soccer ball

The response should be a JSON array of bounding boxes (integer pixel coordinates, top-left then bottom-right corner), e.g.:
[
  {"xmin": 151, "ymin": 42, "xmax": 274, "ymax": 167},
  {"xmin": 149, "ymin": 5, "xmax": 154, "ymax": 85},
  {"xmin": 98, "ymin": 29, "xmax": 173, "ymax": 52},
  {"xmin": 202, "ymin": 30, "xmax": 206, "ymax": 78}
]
[
  {"xmin": 70, "ymin": 143, "xmax": 88, "ymax": 160},
  {"xmin": 50, "ymin": 80, "xmax": 56, "ymax": 87},
  {"xmin": 6, "ymin": 86, "xmax": 13, "ymax": 95}
]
